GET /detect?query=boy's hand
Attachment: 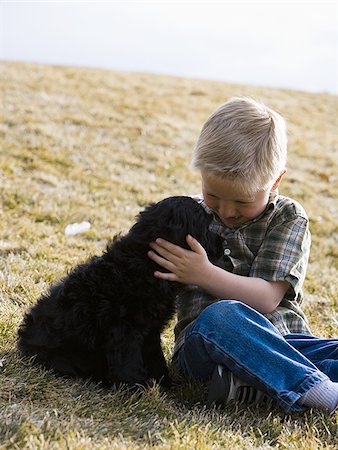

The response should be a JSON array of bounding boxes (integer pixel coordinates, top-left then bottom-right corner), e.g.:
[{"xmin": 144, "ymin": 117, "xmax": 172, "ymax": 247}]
[{"xmin": 148, "ymin": 235, "xmax": 212, "ymax": 285}]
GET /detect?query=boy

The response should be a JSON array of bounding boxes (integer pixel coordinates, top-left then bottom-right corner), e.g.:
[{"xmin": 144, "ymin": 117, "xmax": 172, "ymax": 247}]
[{"xmin": 147, "ymin": 97, "xmax": 338, "ymax": 413}]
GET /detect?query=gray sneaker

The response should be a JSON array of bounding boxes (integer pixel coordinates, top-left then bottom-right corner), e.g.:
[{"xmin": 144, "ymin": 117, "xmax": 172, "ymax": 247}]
[{"xmin": 207, "ymin": 364, "xmax": 273, "ymax": 408}]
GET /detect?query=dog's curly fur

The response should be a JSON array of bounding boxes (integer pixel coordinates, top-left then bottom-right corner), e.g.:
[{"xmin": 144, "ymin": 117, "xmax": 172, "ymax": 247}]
[{"xmin": 17, "ymin": 196, "xmax": 222, "ymax": 388}]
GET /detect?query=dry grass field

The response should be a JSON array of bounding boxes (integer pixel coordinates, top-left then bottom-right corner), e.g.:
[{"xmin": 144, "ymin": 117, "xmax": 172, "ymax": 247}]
[{"xmin": 0, "ymin": 61, "xmax": 337, "ymax": 449}]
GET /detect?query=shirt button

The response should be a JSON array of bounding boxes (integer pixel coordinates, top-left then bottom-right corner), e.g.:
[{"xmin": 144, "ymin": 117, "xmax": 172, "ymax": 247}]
[{"xmin": 224, "ymin": 248, "xmax": 231, "ymax": 256}]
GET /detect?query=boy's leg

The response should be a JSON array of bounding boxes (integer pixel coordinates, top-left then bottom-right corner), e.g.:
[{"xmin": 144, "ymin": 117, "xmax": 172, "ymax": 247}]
[
  {"xmin": 173, "ymin": 300, "xmax": 329, "ymax": 411},
  {"xmin": 285, "ymin": 334, "xmax": 338, "ymax": 381}
]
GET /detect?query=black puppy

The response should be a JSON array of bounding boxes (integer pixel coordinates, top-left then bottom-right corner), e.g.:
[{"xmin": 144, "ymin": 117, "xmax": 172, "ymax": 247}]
[{"xmin": 18, "ymin": 196, "xmax": 221, "ymax": 388}]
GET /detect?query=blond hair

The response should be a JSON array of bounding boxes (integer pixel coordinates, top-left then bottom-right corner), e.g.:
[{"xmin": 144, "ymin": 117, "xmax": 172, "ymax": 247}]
[{"xmin": 192, "ymin": 96, "xmax": 287, "ymax": 194}]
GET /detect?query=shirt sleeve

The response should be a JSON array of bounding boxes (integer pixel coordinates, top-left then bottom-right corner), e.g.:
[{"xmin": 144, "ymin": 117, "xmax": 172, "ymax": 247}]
[{"xmin": 249, "ymin": 215, "xmax": 310, "ymax": 303}]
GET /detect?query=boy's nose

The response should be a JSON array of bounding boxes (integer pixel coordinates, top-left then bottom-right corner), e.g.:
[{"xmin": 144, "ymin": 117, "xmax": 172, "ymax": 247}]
[
  {"xmin": 218, "ymin": 202, "xmax": 234, "ymax": 219},
  {"xmin": 219, "ymin": 202, "xmax": 238, "ymax": 219}
]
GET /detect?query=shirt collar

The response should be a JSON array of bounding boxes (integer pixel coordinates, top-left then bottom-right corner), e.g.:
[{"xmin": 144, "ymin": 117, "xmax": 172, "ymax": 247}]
[{"xmin": 196, "ymin": 190, "xmax": 279, "ymax": 230}]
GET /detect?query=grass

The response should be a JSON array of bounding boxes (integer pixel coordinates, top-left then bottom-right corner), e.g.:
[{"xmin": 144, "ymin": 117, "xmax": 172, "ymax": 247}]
[{"xmin": 0, "ymin": 61, "xmax": 337, "ymax": 449}]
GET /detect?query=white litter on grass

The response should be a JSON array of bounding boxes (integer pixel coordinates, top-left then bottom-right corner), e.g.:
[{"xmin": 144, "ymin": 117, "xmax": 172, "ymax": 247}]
[{"xmin": 65, "ymin": 221, "xmax": 91, "ymax": 237}]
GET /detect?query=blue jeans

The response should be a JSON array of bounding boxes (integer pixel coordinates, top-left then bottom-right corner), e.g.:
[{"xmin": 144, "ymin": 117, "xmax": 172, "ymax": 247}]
[{"xmin": 173, "ymin": 300, "xmax": 338, "ymax": 411}]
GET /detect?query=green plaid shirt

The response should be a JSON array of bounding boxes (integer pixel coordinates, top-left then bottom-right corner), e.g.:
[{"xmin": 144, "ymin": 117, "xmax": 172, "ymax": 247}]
[{"xmin": 173, "ymin": 191, "xmax": 312, "ymax": 356}]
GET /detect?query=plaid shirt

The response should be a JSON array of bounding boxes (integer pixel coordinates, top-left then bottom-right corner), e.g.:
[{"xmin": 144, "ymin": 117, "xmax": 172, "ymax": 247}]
[{"xmin": 173, "ymin": 191, "xmax": 312, "ymax": 356}]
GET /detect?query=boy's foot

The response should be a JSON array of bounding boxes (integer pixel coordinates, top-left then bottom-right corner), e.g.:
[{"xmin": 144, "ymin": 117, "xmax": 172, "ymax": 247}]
[
  {"xmin": 207, "ymin": 364, "xmax": 274, "ymax": 408},
  {"xmin": 297, "ymin": 378, "xmax": 338, "ymax": 413}
]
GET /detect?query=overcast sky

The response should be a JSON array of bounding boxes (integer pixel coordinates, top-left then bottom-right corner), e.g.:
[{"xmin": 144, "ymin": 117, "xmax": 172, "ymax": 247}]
[{"xmin": 1, "ymin": 1, "xmax": 337, "ymax": 94}]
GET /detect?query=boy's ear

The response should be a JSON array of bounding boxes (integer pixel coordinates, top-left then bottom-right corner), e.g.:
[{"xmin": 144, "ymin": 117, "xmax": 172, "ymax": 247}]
[{"xmin": 271, "ymin": 169, "xmax": 287, "ymax": 191}]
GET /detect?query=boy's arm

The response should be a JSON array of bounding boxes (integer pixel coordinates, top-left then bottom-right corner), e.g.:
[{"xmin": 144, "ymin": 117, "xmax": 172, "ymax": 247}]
[
  {"xmin": 148, "ymin": 235, "xmax": 289, "ymax": 314},
  {"xmin": 194, "ymin": 264, "xmax": 289, "ymax": 314}
]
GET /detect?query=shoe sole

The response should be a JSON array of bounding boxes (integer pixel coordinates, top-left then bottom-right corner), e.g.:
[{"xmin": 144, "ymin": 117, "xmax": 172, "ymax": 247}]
[
  {"xmin": 207, "ymin": 364, "xmax": 274, "ymax": 409},
  {"xmin": 207, "ymin": 364, "xmax": 231, "ymax": 407}
]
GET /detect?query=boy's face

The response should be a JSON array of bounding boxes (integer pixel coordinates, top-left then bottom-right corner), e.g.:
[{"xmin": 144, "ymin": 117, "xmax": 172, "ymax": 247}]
[{"xmin": 201, "ymin": 171, "xmax": 274, "ymax": 228}]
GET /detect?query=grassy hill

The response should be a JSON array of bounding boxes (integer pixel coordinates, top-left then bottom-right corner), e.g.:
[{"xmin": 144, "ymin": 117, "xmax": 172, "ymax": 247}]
[{"xmin": 0, "ymin": 61, "xmax": 337, "ymax": 449}]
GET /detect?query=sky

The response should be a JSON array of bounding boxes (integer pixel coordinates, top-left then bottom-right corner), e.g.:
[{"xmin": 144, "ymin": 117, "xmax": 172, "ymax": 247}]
[{"xmin": 1, "ymin": 1, "xmax": 337, "ymax": 94}]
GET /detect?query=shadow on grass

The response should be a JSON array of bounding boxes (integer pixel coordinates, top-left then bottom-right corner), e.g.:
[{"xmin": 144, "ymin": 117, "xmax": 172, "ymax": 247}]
[{"xmin": 1, "ymin": 350, "xmax": 337, "ymax": 448}]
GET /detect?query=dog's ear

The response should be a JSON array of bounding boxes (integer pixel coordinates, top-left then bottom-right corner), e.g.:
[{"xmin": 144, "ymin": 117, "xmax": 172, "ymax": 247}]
[
  {"xmin": 204, "ymin": 230, "xmax": 223, "ymax": 263},
  {"xmin": 129, "ymin": 198, "xmax": 191, "ymax": 246},
  {"xmin": 160, "ymin": 199, "xmax": 215, "ymax": 250},
  {"xmin": 129, "ymin": 202, "xmax": 167, "ymax": 243},
  {"xmin": 184, "ymin": 207, "xmax": 223, "ymax": 263},
  {"xmin": 129, "ymin": 196, "xmax": 220, "ymax": 253}
]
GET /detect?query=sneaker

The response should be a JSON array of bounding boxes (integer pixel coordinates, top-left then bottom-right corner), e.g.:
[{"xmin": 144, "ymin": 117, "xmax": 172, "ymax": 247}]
[{"xmin": 207, "ymin": 364, "xmax": 273, "ymax": 408}]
